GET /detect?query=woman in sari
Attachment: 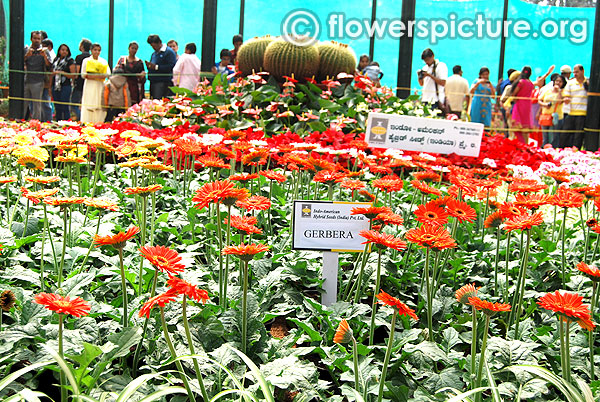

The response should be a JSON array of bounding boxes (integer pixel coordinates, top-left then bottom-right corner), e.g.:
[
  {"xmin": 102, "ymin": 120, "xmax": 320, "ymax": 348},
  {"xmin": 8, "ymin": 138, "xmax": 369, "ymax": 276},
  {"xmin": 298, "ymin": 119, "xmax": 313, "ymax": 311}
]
[
  {"xmin": 81, "ymin": 43, "xmax": 110, "ymax": 123},
  {"xmin": 469, "ymin": 67, "xmax": 495, "ymax": 126}
]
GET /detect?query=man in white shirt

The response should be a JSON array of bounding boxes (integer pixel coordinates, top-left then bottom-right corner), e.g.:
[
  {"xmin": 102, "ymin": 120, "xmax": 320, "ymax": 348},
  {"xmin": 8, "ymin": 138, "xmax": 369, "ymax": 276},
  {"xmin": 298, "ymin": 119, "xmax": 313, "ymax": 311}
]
[
  {"xmin": 445, "ymin": 65, "xmax": 469, "ymax": 116},
  {"xmin": 417, "ymin": 48, "xmax": 448, "ymax": 114},
  {"xmin": 562, "ymin": 64, "xmax": 588, "ymax": 149},
  {"xmin": 173, "ymin": 43, "xmax": 201, "ymax": 91}
]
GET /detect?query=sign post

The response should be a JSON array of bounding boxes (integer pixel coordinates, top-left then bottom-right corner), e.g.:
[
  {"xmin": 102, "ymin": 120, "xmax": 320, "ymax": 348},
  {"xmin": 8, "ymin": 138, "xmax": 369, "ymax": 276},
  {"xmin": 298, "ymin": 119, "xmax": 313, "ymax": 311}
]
[{"xmin": 292, "ymin": 200, "xmax": 371, "ymax": 306}]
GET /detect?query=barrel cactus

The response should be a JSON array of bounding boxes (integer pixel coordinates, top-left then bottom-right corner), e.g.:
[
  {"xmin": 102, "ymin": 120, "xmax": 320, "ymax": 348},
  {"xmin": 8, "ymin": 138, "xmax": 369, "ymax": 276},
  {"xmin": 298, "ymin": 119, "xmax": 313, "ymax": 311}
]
[
  {"xmin": 263, "ymin": 38, "xmax": 320, "ymax": 82},
  {"xmin": 317, "ymin": 41, "xmax": 357, "ymax": 81},
  {"xmin": 236, "ymin": 35, "xmax": 274, "ymax": 76}
]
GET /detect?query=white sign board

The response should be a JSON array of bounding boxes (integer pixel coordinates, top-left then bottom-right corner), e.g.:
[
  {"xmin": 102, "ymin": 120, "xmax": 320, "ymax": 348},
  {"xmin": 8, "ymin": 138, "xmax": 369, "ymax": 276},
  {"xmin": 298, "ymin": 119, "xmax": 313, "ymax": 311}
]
[
  {"xmin": 292, "ymin": 201, "xmax": 371, "ymax": 252},
  {"xmin": 365, "ymin": 112, "xmax": 485, "ymax": 157}
]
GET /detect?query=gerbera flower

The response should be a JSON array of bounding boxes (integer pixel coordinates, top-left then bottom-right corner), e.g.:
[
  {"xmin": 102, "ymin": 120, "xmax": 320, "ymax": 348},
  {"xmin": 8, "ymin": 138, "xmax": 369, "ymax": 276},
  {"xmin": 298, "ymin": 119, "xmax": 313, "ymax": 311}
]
[
  {"xmin": 197, "ymin": 155, "xmax": 231, "ymax": 169},
  {"xmin": 124, "ymin": 184, "xmax": 163, "ymax": 197},
  {"xmin": 84, "ymin": 197, "xmax": 119, "ymax": 211},
  {"xmin": 139, "ymin": 245, "xmax": 186, "ymax": 275},
  {"xmin": 141, "ymin": 162, "xmax": 175, "ymax": 172},
  {"xmin": 410, "ymin": 179, "xmax": 442, "ymax": 196},
  {"xmin": 192, "ymin": 180, "xmax": 236, "ymax": 210},
  {"xmin": 167, "ymin": 276, "xmax": 209, "ymax": 303},
  {"xmin": 224, "ymin": 215, "xmax": 263, "ymax": 235},
  {"xmin": 374, "ymin": 212, "xmax": 404, "ymax": 227},
  {"xmin": 333, "ymin": 319, "xmax": 353, "ymax": 344},
  {"xmin": 259, "ymin": 170, "xmax": 287, "ymax": 183},
  {"xmin": 537, "ymin": 291, "xmax": 595, "ymax": 331},
  {"xmin": 412, "ymin": 171, "xmax": 441, "ymax": 182},
  {"xmin": 17, "ymin": 155, "xmax": 44, "ymax": 170},
  {"xmin": 340, "ymin": 179, "xmax": 366, "ymax": 191},
  {"xmin": 236, "ymin": 195, "xmax": 271, "ymax": 211},
  {"xmin": 468, "ymin": 297, "xmax": 511, "ymax": 317},
  {"xmin": 43, "ymin": 196, "xmax": 86, "ymax": 207},
  {"xmin": 575, "ymin": 262, "xmax": 600, "ymax": 282},
  {"xmin": 313, "ymin": 170, "xmax": 347, "ymax": 184},
  {"xmin": 484, "ymin": 211, "xmax": 504, "ymax": 229},
  {"xmin": 499, "ymin": 202, "xmax": 526, "ymax": 220},
  {"xmin": 222, "ymin": 243, "xmax": 269, "ymax": 261},
  {"xmin": 545, "ymin": 170, "xmax": 570, "ymax": 183},
  {"xmin": 94, "ymin": 226, "xmax": 140, "ymax": 250},
  {"xmin": 445, "ymin": 199, "xmax": 476, "ymax": 223},
  {"xmin": 514, "ymin": 193, "xmax": 552, "ymax": 211},
  {"xmin": 376, "ymin": 290, "xmax": 418, "ymax": 320},
  {"xmin": 508, "ymin": 179, "xmax": 547, "ymax": 194},
  {"xmin": 138, "ymin": 290, "xmax": 178, "ymax": 318},
  {"xmin": 55, "ymin": 155, "xmax": 87, "ymax": 164},
  {"xmin": 405, "ymin": 224, "xmax": 457, "ymax": 251},
  {"xmin": 241, "ymin": 149, "xmax": 269, "ymax": 166},
  {"xmin": 455, "ymin": 283, "xmax": 478, "ymax": 305},
  {"xmin": 359, "ymin": 230, "xmax": 407, "ymax": 251},
  {"xmin": 372, "ymin": 177, "xmax": 404, "ymax": 193},
  {"xmin": 351, "ymin": 206, "xmax": 392, "ymax": 220},
  {"xmin": 34, "ymin": 293, "xmax": 91, "ymax": 317},
  {"xmin": 0, "ymin": 176, "xmax": 18, "ymax": 185},
  {"xmin": 0, "ymin": 290, "xmax": 17, "ymax": 311},
  {"xmin": 174, "ymin": 138, "xmax": 203, "ymax": 156},
  {"xmin": 550, "ymin": 188, "xmax": 585, "ymax": 209},
  {"xmin": 414, "ymin": 202, "xmax": 449, "ymax": 226},
  {"xmin": 229, "ymin": 172, "xmax": 259, "ymax": 182},
  {"xmin": 24, "ymin": 175, "xmax": 60, "ymax": 185},
  {"xmin": 221, "ymin": 188, "xmax": 250, "ymax": 206},
  {"xmin": 503, "ymin": 212, "xmax": 544, "ymax": 232}
]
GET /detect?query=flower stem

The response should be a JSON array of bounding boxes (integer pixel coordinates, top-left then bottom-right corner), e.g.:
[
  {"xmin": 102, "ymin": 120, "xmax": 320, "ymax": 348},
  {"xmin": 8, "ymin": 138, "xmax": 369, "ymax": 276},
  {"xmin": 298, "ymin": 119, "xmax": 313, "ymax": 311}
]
[
  {"xmin": 58, "ymin": 210, "xmax": 68, "ymax": 289},
  {"xmin": 222, "ymin": 205, "xmax": 232, "ymax": 308},
  {"xmin": 215, "ymin": 203, "xmax": 224, "ymax": 307},
  {"xmin": 512, "ymin": 229, "xmax": 531, "ymax": 338},
  {"xmin": 470, "ymin": 306, "xmax": 478, "ymax": 389},
  {"xmin": 241, "ymin": 259, "xmax": 249, "ymax": 354},
  {"xmin": 474, "ymin": 315, "xmax": 490, "ymax": 402},
  {"xmin": 504, "ymin": 231, "xmax": 512, "ymax": 301},
  {"xmin": 565, "ymin": 320, "xmax": 572, "ymax": 383},
  {"xmin": 182, "ymin": 296, "xmax": 210, "ymax": 402},
  {"xmin": 590, "ymin": 282, "xmax": 598, "ymax": 381},
  {"xmin": 160, "ymin": 307, "xmax": 197, "ymax": 402},
  {"xmin": 137, "ymin": 197, "xmax": 148, "ymax": 296},
  {"xmin": 377, "ymin": 311, "xmax": 396, "ymax": 402},
  {"xmin": 76, "ymin": 212, "xmax": 102, "ymax": 274},
  {"xmin": 369, "ymin": 249, "xmax": 383, "ymax": 346},
  {"xmin": 559, "ymin": 318, "xmax": 567, "ymax": 381},
  {"xmin": 561, "ymin": 208, "xmax": 567, "ymax": 288},
  {"xmin": 118, "ymin": 248, "xmax": 128, "ymax": 329},
  {"xmin": 493, "ymin": 227, "xmax": 501, "ymax": 297},
  {"xmin": 58, "ymin": 314, "xmax": 67, "ymax": 402},
  {"xmin": 352, "ymin": 337, "xmax": 361, "ymax": 394},
  {"xmin": 424, "ymin": 248, "xmax": 433, "ymax": 341}
]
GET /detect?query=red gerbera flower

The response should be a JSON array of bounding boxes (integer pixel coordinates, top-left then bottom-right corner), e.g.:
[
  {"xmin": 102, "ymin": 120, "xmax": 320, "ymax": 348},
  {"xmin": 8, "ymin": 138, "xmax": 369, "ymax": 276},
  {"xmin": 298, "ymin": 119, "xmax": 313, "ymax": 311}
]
[
  {"xmin": 374, "ymin": 212, "xmax": 404, "ymax": 227},
  {"xmin": 412, "ymin": 171, "xmax": 441, "ymax": 182},
  {"xmin": 225, "ymin": 215, "xmax": 263, "ymax": 235},
  {"xmin": 259, "ymin": 170, "xmax": 287, "ymax": 183},
  {"xmin": 124, "ymin": 184, "xmax": 163, "ymax": 197},
  {"xmin": 43, "ymin": 196, "xmax": 86, "ymax": 207},
  {"xmin": 405, "ymin": 224, "xmax": 457, "ymax": 251},
  {"xmin": 333, "ymin": 319, "xmax": 353, "ymax": 344},
  {"xmin": 514, "ymin": 193, "xmax": 552, "ymax": 211},
  {"xmin": 376, "ymin": 290, "xmax": 418, "ymax": 320},
  {"xmin": 484, "ymin": 211, "xmax": 505, "ymax": 229},
  {"xmin": 0, "ymin": 176, "xmax": 18, "ymax": 185},
  {"xmin": 139, "ymin": 245, "xmax": 185, "ymax": 275},
  {"xmin": 167, "ymin": 276, "xmax": 210, "ymax": 303},
  {"xmin": 371, "ymin": 177, "xmax": 404, "ymax": 193},
  {"xmin": 499, "ymin": 202, "xmax": 526, "ymax": 220},
  {"xmin": 455, "ymin": 283, "xmax": 478, "ymax": 305},
  {"xmin": 468, "ymin": 296, "xmax": 511, "ymax": 317},
  {"xmin": 575, "ymin": 262, "xmax": 600, "ymax": 282},
  {"xmin": 236, "ymin": 195, "xmax": 271, "ymax": 211},
  {"xmin": 84, "ymin": 197, "xmax": 120, "ymax": 211},
  {"xmin": 138, "ymin": 290, "xmax": 178, "ymax": 318},
  {"xmin": 313, "ymin": 170, "xmax": 347, "ymax": 184},
  {"xmin": 359, "ymin": 230, "xmax": 407, "ymax": 251},
  {"xmin": 414, "ymin": 202, "xmax": 449, "ymax": 226},
  {"xmin": 550, "ymin": 187, "xmax": 585, "ymax": 209},
  {"xmin": 444, "ymin": 199, "xmax": 476, "ymax": 223},
  {"xmin": 34, "ymin": 293, "xmax": 91, "ymax": 317},
  {"xmin": 340, "ymin": 178, "xmax": 366, "ymax": 192},
  {"xmin": 192, "ymin": 180, "xmax": 236, "ymax": 210},
  {"xmin": 508, "ymin": 179, "xmax": 548, "ymax": 194},
  {"xmin": 229, "ymin": 172, "xmax": 259, "ymax": 182},
  {"xmin": 197, "ymin": 155, "xmax": 231, "ymax": 169},
  {"xmin": 222, "ymin": 243, "xmax": 269, "ymax": 261},
  {"xmin": 94, "ymin": 226, "xmax": 140, "ymax": 249},
  {"xmin": 350, "ymin": 206, "xmax": 392, "ymax": 220},
  {"xmin": 241, "ymin": 149, "xmax": 269, "ymax": 166},
  {"xmin": 537, "ymin": 291, "xmax": 595, "ymax": 331},
  {"xmin": 410, "ymin": 180, "xmax": 442, "ymax": 196},
  {"xmin": 503, "ymin": 212, "xmax": 544, "ymax": 232}
]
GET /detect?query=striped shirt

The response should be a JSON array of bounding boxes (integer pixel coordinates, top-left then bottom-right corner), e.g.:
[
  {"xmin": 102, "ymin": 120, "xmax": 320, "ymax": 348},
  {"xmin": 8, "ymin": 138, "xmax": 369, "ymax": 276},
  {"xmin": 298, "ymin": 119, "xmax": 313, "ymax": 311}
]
[{"xmin": 564, "ymin": 78, "xmax": 587, "ymax": 116}]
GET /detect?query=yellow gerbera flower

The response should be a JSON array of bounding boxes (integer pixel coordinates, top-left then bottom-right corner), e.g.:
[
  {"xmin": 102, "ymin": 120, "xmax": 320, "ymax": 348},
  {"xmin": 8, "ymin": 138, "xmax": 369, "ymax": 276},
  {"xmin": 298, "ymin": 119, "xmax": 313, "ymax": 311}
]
[{"xmin": 17, "ymin": 155, "xmax": 45, "ymax": 170}]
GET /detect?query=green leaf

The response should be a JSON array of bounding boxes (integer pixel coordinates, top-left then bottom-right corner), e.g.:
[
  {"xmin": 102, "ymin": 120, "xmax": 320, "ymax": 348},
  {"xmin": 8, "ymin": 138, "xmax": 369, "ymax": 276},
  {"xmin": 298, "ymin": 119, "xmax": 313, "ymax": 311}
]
[{"xmin": 287, "ymin": 318, "xmax": 322, "ymax": 342}]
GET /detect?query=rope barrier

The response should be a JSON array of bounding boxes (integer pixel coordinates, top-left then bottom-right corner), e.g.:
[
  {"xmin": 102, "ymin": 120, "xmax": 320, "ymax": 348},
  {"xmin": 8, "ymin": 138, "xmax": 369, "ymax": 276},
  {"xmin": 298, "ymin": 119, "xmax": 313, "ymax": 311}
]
[
  {"xmin": 10, "ymin": 68, "xmax": 217, "ymax": 78},
  {"xmin": 6, "ymin": 95, "xmax": 129, "ymax": 110}
]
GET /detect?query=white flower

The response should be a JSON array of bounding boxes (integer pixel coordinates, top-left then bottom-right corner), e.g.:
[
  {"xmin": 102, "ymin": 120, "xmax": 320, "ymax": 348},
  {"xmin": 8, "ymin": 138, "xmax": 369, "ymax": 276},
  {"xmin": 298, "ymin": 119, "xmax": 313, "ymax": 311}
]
[
  {"xmin": 482, "ymin": 158, "xmax": 497, "ymax": 168},
  {"xmin": 160, "ymin": 118, "xmax": 176, "ymax": 127},
  {"xmin": 200, "ymin": 134, "xmax": 224, "ymax": 146}
]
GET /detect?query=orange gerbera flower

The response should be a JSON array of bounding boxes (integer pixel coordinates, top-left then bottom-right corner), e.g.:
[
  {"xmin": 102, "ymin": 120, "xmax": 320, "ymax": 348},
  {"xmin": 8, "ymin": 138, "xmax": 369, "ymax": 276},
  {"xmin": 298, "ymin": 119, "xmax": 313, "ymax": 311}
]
[
  {"xmin": 468, "ymin": 297, "xmax": 511, "ymax": 317},
  {"xmin": 259, "ymin": 170, "xmax": 287, "ymax": 183},
  {"xmin": 498, "ymin": 202, "xmax": 526, "ymax": 220},
  {"xmin": 414, "ymin": 202, "xmax": 449, "ymax": 226},
  {"xmin": 197, "ymin": 155, "xmax": 231, "ymax": 170},
  {"xmin": 359, "ymin": 230, "xmax": 407, "ymax": 251},
  {"xmin": 167, "ymin": 276, "xmax": 209, "ymax": 303},
  {"xmin": 376, "ymin": 290, "xmax": 418, "ymax": 320},
  {"xmin": 313, "ymin": 170, "xmax": 347, "ymax": 184},
  {"xmin": 576, "ymin": 262, "xmax": 600, "ymax": 282},
  {"xmin": 0, "ymin": 176, "xmax": 17, "ymax": 185},
  {"xmin": 17, "ymin": 156, "xmax": 45, "ymax": 170},
  {"xmin": 371, "ymin": 177, "xmax": 404, "ymax": 193},
  {"xmin": 124, "ymin": 184, "xmax": 163, "ymax": 197},
  {"xmin": 445, "ymin": 199, "xmax": 476, "ymax": 223},
  {"xmin": 25, "ymin": 188, "xmax": 60, "ymax": 200},
  {"xmin": 514, "ymin": 193, "xmax": 552, "ymax": 211},
  {"xmin": 55, "ymin": 155, "xmax": 86, "ymax": 164},
  {"xmin": 222, "ymin": 243, "xmax": 269, "ymax": 261},
  {"xmin": 537, "ymin": 291, "xmax": 595, "ymax": 331},
  {"xmin": 340, "ymin": 178, "xmax": 366, "ymax": 191},
  {"xmin": 192, "ymin": 180, "xmax": 236, "ymax": 210},
  {"xmin": 224, "ymin": 215, "xmax": 262, "ymax": 235},
  {"xmin": 139, "ymin": 246, "xmax": 186, "ymax": 275},
  {"xmin": 174, "ymin": 138, "xmax": 203, "ymax": 156},
  {"xmin": 94, "ymin": 226, "xmax": 140, "ymax": 249},
  {"xmin": 34, "ymin": 293, "xmax": 91, "ymax": 317},
  {"xmin": 333, "ymin": 319, "xmax": 353, "ymax": 344},
  {"xmin": 412, "ymin": 171, "xmax": 441, "ymax": 182},
  {"xmin": 43, "ymin": 196, "xmax": 86, "ymax": 207},
  {"xmin": 241, "ymin": 149, "xmax": 269, "ymax": 166},
  {"xmin": 236, "ymin": 195, "xmax": 271, "ymax": 211},
  {"xmin": 221, "ymin": 188, "xmax": 250, "ymax": 206},
  {"xmin": 545, "ymin": 170, "xmax": 570, "ymax": 183},
  {"xmin": 84, "ymin": 197, "xmax": 119, "ymax": 211},
  {"xmin": 508, "ymin": 179, "xmax": 547, "ymax": 194},
  {"xmin": 351, "ymin": 206, "xmax": 392, "ymax": 220},
  {"xmin": 550, "ymin": 187, "xmax": 585, "ymax": 209},
  {"xmin": 484, "ymin": 211, "xmax": 505, "ymax": 229},
  {"xmin": 229, "ymin": 172, "xmax": 259, "ymax": 182},
  {"xmin": 410, "ymin": 180, "xmax": 442, "ymax": 196},
  {"xmin": 455, "ymin": 283, "xmax": 478, "ymax": 304},
  {"xmin": 503, "ymin": 212, "xmax": 544, "ymax": 232},
  {"xmin": 374, "ymin": 212, "xmax": 404, "ymax": 227},
  {"xmin": 25, "ymin": 175, "xmax": 60, "ymax": 185},
  {"xmin": 138, "ymin": 290, "xmax": 178, "ymax": 318},
  {"xmin": 405, "ymin": 224, "xmax": 457, "ymax": 251},
  {"xmin": 21, "ymin": 187, "xmax": 42, "ymax": 204}
]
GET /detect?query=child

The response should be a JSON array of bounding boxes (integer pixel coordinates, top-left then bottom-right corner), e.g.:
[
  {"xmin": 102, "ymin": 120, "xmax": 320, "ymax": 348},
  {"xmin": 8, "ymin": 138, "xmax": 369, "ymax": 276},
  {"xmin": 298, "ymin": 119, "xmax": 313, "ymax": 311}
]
[
  {"xmin": 103, "ymin": 67, "xmax": 131, "ymax": 122},
  {"xmin": 362, "ymin": 61, "xmax": 384, "ymax": 86},
  {"xmin": 212, "ymin": 49, "xmax": 234, "ymax": 78}
]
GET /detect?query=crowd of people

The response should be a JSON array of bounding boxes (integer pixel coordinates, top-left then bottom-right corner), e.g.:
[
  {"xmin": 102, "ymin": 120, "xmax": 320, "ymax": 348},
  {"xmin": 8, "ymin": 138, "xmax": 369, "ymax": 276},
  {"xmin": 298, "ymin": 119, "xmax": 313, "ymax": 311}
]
[
  {"xmin": 415, "ymin": 47, "xmax": 592, "ymax": 149},
  {"xmin": 21, "ymin": 32, "xmax": 594, "ymax": 150}
]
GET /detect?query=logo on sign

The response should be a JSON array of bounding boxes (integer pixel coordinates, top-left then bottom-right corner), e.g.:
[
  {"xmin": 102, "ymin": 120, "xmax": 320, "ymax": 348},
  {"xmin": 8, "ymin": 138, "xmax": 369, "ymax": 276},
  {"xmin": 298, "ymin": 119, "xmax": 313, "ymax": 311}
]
[
  {"xmin": 369, "ymin": 117, "xmax": 388, "ymax": 144},
  {"xmin": 301, "ymin": 204, "xmax": 312, "ymax": 217}
]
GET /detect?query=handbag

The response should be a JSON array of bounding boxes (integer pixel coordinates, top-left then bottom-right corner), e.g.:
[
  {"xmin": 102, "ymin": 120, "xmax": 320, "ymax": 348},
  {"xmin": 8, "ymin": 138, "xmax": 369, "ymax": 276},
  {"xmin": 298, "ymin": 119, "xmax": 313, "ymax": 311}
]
[{"xmin": 539, "ymin": 100, "xmax": 558, "ymax": 127}]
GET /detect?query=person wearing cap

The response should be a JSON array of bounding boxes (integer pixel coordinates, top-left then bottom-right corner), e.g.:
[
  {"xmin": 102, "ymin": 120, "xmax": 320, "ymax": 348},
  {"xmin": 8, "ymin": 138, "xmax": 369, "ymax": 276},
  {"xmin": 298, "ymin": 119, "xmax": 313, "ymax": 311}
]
[
  {"xmin": 562, "ymin": 64, "xmax": 588, "ymax": 149},
  {"xmin": 560, "ymin": 65, "xmax": 572, "ymax": 81}
]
